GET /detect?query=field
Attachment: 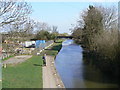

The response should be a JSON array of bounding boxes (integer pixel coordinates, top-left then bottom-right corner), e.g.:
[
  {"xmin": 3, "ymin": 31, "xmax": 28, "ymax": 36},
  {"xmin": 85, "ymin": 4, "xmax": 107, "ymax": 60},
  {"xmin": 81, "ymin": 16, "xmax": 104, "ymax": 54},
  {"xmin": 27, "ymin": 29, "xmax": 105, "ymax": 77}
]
[{"xmin": 2, "ymin": 56, "xmax": 43, "ymax": 88}]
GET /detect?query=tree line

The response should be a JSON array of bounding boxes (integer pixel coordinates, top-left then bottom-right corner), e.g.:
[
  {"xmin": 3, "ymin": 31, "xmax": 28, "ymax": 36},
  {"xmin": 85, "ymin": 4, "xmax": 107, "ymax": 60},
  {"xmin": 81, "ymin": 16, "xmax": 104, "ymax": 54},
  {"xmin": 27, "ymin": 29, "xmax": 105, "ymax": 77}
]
[
  {"xmin": 72, "ymin": 5, "xmax": 119, "ymax": 83},
  {"xmin": 0, "ymin": 0, "xmax": 62, "ymax": 56},
  {"xmin": 0, "ymin": 0, "xmax": 59, "ymax": 43}
]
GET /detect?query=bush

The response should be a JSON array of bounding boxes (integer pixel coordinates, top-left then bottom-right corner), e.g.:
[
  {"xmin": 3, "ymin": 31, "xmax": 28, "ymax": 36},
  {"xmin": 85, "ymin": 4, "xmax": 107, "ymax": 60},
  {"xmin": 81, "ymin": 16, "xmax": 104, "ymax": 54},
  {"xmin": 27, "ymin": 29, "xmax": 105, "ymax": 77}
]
[{"xmin": 93, "ymin": 29, "xmax": 118, "ymax": 60}]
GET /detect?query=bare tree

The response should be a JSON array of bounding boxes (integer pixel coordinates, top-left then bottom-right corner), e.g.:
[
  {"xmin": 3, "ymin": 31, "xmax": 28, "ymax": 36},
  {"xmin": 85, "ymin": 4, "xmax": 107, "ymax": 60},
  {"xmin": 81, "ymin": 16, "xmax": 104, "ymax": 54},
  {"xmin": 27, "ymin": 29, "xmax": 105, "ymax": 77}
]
[
  {"xmin": 0, "ymin": 0, "xmax": 32, "ymax": 28},
  {"xmin": 6, "ymin": 18, "xmax": 36, "ymax": 41},
  {"xmin": 52, "ymin": 25, "xmax": 58, "ymax": 33},
  {"xmin": 96, "ymin": 6, "xmax": 118, "ymax": 31},
  {"xmin": 34, "ymin": 21, "xmax": 50, "ymax": 33},
  {"xmin": 23, "ymin": 18, "xmax": 35, "ymax": 35}
]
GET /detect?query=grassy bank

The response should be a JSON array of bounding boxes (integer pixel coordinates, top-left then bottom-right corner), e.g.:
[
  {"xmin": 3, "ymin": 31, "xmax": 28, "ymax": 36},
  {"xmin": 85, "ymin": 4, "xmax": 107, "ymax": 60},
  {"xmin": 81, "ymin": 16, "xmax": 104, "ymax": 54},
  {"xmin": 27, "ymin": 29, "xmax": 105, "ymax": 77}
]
[
  {"xmin": 41, "ymin": 39, "xmax": 64, "ymax": 56},
  {"xmin": 2, "ymin": 56, "xmax": 43, "ymax": 88}
]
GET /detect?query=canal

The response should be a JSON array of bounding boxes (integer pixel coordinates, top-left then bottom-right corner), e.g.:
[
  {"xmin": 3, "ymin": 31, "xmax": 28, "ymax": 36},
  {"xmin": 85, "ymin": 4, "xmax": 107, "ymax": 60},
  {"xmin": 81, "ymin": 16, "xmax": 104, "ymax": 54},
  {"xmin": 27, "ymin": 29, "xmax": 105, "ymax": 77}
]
[{"xmin": 55, "ymin": 39, "xmax": 118, "ymax": 88}]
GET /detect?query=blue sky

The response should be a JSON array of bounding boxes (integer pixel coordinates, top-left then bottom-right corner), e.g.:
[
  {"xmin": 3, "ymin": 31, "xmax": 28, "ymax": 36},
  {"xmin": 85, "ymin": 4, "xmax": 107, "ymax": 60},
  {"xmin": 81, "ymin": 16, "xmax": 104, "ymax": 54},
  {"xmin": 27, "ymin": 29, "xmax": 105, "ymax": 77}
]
[{"xmin": 29, "ymin": 2, "xmax": 118, "ymax": 34}]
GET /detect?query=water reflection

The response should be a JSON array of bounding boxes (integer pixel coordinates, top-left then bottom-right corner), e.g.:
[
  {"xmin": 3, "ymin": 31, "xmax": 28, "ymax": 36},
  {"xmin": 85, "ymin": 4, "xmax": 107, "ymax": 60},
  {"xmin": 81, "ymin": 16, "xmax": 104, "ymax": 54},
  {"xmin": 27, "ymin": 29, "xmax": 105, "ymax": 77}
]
[{"xmin": 55, "ymin": 39, "xmax": 118, "ymax": 88}]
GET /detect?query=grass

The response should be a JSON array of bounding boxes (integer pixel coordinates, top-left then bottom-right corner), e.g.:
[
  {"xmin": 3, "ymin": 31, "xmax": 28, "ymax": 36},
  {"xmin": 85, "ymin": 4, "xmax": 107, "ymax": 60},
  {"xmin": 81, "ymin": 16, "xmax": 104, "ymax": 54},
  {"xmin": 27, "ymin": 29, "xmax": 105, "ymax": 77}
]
[
  {"xmin": 41, "ymin": 39, "xmax": 64, "ymax": 56},
  {"xmin": 2, "ymin": 39, "xmax": 64, "ymax": 88},
  {"xmin": 2, "ymin": 56, "xmax": 43, "ymax": 88},
  {"xmin": 2, "ymin": 56, "xmax": 14, "ymax": 61}
]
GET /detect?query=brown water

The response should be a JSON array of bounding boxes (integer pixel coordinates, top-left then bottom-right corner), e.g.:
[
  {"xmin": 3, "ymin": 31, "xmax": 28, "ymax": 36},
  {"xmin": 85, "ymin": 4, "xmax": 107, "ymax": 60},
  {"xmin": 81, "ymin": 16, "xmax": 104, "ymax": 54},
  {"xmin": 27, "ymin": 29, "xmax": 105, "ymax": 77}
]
[{"xmin": 55, "ymin": 39, "xmax": 118, "ymax": 88}]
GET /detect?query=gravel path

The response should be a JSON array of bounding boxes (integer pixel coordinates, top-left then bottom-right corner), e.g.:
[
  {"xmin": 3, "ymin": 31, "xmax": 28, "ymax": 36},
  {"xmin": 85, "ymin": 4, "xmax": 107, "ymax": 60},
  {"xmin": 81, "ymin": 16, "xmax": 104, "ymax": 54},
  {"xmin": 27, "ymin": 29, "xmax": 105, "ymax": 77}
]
[
  {"xmin": 2, "ymin": 55, "xmax": 32, "ymax": 65},
  {"xmin": 42, "ymin": 55, "xmax": 65, "ymax": 88}
]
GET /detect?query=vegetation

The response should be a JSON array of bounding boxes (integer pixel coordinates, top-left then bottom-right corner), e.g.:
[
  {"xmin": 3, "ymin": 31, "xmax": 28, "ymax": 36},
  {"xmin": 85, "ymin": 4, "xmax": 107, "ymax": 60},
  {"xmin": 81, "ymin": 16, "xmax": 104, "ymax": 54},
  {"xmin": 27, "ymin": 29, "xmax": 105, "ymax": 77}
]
[
  {"xmin": 72, "ymin": 5, "xmax": 119, "ymax": 83},
  {"xmin": 2, "ymin": 56, "xmax": 14, "ymax": 61},
  {"xmin": 35, "ymin": 30, "xmax": 51, "ymax": 40},
  {"xmin": 41, "ymin": 39, "xmax": 63, "ymax": 56},
  {"xmin": 35, "ymin": 29, "xmax": 58, "ymax": 41},
  {"xmin": 2, "ymin": 56, "xmax": 43, "ymax": 88}
]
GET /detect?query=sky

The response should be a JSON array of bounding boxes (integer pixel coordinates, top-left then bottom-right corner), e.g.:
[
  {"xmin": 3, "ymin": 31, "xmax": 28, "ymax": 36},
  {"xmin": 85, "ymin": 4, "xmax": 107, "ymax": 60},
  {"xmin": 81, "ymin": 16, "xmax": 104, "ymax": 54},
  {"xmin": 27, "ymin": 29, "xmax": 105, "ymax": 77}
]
[{"xmin": 28, "ymin": 1, "xmax": 118, "ymax": 34}]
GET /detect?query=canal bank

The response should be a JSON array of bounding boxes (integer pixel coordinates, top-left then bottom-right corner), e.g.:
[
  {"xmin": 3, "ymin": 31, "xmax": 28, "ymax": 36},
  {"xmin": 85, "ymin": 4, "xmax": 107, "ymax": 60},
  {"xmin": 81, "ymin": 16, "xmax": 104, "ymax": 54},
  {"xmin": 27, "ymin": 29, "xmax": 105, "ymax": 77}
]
[
  {"xmin": 42, "ymin": 39, "xmax": 65, "ymax": 88},
  {"xmin": 43, "ymin": 55, "xmax": 64, "ymax": 88},
  {"xmin": 55, "ymin": 39, "xmax": 118, "ymax": 88}
]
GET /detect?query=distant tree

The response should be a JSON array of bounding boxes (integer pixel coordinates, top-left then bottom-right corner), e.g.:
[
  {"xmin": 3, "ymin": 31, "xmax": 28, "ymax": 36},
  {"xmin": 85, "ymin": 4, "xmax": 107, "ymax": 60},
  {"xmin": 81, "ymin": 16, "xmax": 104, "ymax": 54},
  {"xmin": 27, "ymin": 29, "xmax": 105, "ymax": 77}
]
[
  {"xmin": 23, "ymin": 19, "xmax": 35, "ymax": 35},
  {"xmin": 34, "ymin": 23, "xmax": 59, "ymax": 41},
  {"xmin": 34, "ymin": 22, "xmax": 50, "ymax": 32},
  {"xmin": 51, "ymin": 25, "xmax": 59, "ymax": 42},
  {"xmin": 52, "ymin": 26, "xmax": 58, "ymax": 33},
  {"xmin": 5, "ymin": 18, "xmax": 35, "ymax": 42},
  {"xmin": 72, "ymin": 28, "xmax": 83, "ymax": 44},
  {"xmin": 59, "ymin": 33, "xmax": 69, "ymax": 36},
  {"xmin": 35, "ymin": 30, "xmax": 51, "ymax": 40}
]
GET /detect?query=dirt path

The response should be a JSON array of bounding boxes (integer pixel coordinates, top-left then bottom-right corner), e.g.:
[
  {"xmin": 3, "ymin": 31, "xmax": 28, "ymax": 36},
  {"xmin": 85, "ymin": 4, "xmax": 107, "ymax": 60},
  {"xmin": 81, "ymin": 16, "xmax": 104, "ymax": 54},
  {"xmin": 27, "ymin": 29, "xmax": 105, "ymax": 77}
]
[
  {"xmin": 42, "ymin": 55, "xmax": 65, "ymax": 88},
  {"xmin": 2, "ymin": 55, "xmax": 32, "ymax": 65}
]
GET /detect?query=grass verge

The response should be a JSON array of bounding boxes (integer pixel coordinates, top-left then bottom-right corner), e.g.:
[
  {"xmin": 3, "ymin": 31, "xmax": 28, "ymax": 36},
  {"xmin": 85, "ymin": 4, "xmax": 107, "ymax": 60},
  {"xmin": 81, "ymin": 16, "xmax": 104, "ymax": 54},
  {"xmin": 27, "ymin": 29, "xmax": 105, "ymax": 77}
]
[
  {"xmin": 41, "ymin": 39, "xmax": 64, "ymax": 56},
  {"xmin": 2, "ymin": 56, "xmax": 43, "ymax": 88},
  {"xmin": 2, "ymin": 56, "xmax": 14, "ymax": 61}
]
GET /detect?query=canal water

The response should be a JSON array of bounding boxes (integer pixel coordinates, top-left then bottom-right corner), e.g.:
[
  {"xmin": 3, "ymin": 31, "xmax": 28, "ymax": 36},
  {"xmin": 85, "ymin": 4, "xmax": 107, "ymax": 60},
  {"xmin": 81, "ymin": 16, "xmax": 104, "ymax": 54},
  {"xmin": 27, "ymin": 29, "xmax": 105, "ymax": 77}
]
[{"xmin": 55, "ymin": 39, "xmax": 118, "ymax": 88}]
